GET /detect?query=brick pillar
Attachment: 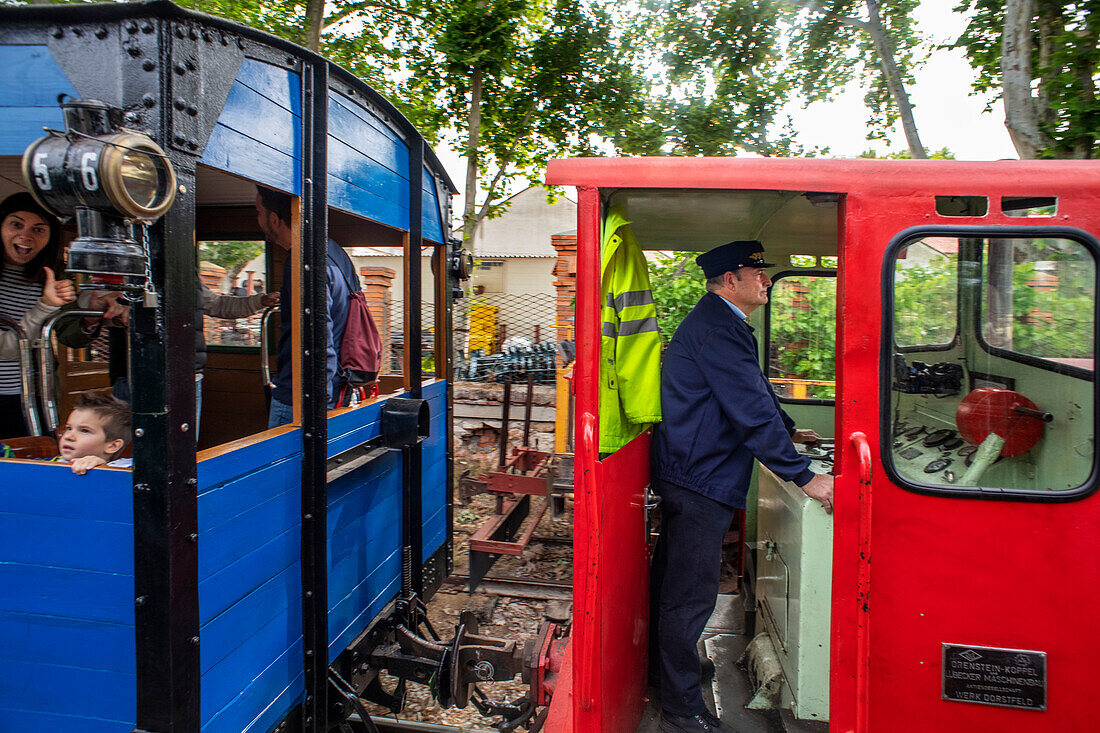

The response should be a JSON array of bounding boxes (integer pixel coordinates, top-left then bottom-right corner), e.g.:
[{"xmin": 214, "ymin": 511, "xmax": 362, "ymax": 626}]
[
  {"xmin": 360, "ymin": 266, "xmax": 396, "ymax": 372},
  {"xmin": 551, "ymin": 233, "xmax": 577, "ymax": 363}
]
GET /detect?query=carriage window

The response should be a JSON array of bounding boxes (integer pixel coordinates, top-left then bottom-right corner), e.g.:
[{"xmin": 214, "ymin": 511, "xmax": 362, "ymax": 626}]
[
  {"xmin": 886, "ymin": 233, "xmax": 1096, "ymax": 500},
  {"xmin": 767, "ymin": 274, "xmax": 836, "ymax": 401},
  {"xmin": 893, "ymin": 238, "xmax": 957, "ymax": 348},
  {"xmin": 199, "ymin": 240, "xmax": 269, "ymax": 347}
]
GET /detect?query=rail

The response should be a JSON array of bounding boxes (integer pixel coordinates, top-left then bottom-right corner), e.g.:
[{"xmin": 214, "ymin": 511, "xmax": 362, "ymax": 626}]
[
  {"xmin": 260, "ymin": 305, "xmax": 277, "ymax": 388},
  {"xmin": 37, "ymin": 309, "xmax": 106, "ymax": 434},
  {"xmin": 0, "ymin": 316, "xmax": 42, "ymax": 436}
]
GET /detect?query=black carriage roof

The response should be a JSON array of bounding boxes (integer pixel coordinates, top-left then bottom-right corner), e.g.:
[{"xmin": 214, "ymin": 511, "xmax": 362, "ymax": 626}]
[{"xmin": 1, "ymin": 0, "xmax": 457, "ymax": 196}]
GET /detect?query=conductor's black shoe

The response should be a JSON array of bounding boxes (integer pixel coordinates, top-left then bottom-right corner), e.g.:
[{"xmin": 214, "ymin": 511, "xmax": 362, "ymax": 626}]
[{"xmin": 658, "ymin": 712, "xmax": 724, "ymax": 732}]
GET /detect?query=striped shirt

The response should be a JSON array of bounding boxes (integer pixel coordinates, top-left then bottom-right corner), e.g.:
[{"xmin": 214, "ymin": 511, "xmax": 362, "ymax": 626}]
[{"xmin": 0, "ymin": 266, "xmax": 43, "ymax": 395}]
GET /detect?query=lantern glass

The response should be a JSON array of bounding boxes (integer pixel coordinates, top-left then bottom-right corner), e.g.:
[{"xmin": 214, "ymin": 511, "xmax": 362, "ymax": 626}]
[{"xmin": 119, "ymin": 150, "xmax": 160, "ymax": 209}]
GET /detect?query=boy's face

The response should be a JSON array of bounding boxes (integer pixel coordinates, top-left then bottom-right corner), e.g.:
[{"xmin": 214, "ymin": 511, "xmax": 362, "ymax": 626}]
[{"xmin": 59, "ymin": 408, "xmax": 123, "ymax": 461}]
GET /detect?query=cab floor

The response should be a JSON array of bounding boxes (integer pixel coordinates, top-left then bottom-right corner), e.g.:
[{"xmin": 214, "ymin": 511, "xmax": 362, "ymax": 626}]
[{"xmin": 636, "ymin": 594, "xmax": 827, "ymax": 733}]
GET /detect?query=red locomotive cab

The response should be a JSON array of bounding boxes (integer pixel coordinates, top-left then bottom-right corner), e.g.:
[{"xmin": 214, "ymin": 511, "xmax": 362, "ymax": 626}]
[{"xmin": 543, "ymin": 159, "xmax": 1100, "ymax": 733}]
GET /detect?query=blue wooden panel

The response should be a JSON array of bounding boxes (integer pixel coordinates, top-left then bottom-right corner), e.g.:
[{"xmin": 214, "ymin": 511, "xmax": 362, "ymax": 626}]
[
  {"xmin": 198, "ymin": 430, "xmax": 300, "ymax": 491},
  {"xmin": 216, "ymin": 81, "xmax": 301, "ymax": 161},
  {"xmin": 0, "ymin": 105, "xmax": 67, "ymax": 155},
  {"xmin": 328, "ymin": 167, "xmax": 409, "ymax": 233},
  {"xmin": 0, "ymin": 612, "xmax": 132, "ymax": 673},
  {"xmin": 328, "ymin": 97, "xmax": 408, "ymax": 178},
  {"xmin": 0, "ymin": 46, "xmax": 77, "ymax": 153},
  {"xmin": 201, "ymin": 123, "xmax": 300, "ymax": 196},
  {"xmin": 201, "ymin": 599, "xmax": 302, "ymax": 723},
  {"xmin": 328, "ymin": 138, "xmax": 411, "ymax": 207},
  {"xmin": 240, "ymin": 674, "xmax": 302, "ymax": 733},
  {"xmin": 0, "ymin": 513, "xmax": 131, "ymax": 574},
  {"xmin": 0, "ymin": 564, "xmax": 132, "ymax": 623},
  {"xmin": 203, "ymin": 641, "xmax": 303, "ymax": 733},
  {"xmin": 198, "ymin": 525, "xmax": 300, "ymax": 625},
  {"xmin": 199, "ymin": 485, "xmax": 298, "ymax": 577},
  {"xmin": 202, "ymin": 641, "xmax": 303, "ymax": 733},
  {"xmin": 0, "ymin": 659, "xmax": 134, "ymax": 722},
  {"xmin": 423, "ymin": 506, "xmax": 447, "ymax": 558},
  {"xmin": 327, "ymin": 485, "xmax": 402, "ymax": 599},
  {"xmin": 422, "ymin": 170, "xmax": 445, "ymax": 244},
  {"xmin": 0, "ymin": 708, "xmax": 132, "ymax": 733},
  {"xmin": 0, "ymin": 461, "xmax": 132, "ymax": 521},
  {"xmin": 235, "ymin": 59, "xmax": 302, "ymax": 117},
  {"xmin": 328, "ymin": 552, "xmax": 402, "ymax": 660},
  {"xmin": 201, "ymin": 563, "xmax": 300, "ymax": 674}
]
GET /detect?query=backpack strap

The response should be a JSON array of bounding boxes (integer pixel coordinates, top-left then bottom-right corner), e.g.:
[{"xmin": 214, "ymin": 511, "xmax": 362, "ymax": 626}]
[{"xmin": 326, "ymin": 240, "xmax": 362, "ymax": 294}]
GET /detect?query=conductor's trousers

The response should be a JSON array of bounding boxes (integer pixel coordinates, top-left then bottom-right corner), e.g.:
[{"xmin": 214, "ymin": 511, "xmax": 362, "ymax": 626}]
[{"xmin": 649, "ymin": 477, "xmax": 736, "ymax": 717}]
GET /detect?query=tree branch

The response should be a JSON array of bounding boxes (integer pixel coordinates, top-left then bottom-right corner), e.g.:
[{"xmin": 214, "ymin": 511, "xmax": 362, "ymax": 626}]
[
  {"xmin": 472, "ymin": 97, "xmax": 541, "ymax": 227},
  {"xmin": 324, "ymin": 0, "xmax": 428, "ymax": 31},
  {"xmin": 783, "ymin": 0, "xmax": 871, "ymax": 33}
]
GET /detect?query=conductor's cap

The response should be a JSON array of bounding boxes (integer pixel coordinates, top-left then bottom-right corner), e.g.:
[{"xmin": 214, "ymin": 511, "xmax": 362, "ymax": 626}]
[{"xmin": 696, "ymin": 240, "xmax": 776, "ymax": 278}]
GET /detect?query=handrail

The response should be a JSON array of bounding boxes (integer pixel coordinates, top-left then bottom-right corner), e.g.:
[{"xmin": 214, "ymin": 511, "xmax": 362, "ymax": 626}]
[
  {"xmin": 0, "ymin": 316, "xmax": 41, "ymax": 436},
  {"xmin": 260, "ymin": 306, "xmax": 277, "ymax": 388},
  {"xmin": 37, "ymin": 310, "xmax": 105, "ymax": 434}
]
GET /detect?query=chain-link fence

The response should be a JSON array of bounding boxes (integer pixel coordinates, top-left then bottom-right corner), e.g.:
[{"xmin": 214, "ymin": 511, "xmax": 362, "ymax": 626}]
[{"xmin": 453, "ymin": 293, "xmax": 557, "ymax": 384}]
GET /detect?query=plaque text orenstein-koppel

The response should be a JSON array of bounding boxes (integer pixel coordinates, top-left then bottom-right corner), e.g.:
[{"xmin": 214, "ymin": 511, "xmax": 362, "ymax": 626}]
[{"xmin": 942, "ymin": 643, "xmax": 1046, "ymax": 711}]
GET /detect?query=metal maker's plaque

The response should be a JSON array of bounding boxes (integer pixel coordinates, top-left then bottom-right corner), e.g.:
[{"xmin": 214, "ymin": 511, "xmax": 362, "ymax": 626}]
[{"xmin": 942, "ymin": 643, "xmax": 1046, "ymax": 711}]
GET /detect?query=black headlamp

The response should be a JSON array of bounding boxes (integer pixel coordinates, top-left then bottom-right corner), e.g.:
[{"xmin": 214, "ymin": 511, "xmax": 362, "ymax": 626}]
[
  {"xmin": 448, "ymin": 237, "xmax": 473, "ymax": 299},
  {"xmin": 22, "ymin": 98, "xmax": 176, "ymax": 290}
]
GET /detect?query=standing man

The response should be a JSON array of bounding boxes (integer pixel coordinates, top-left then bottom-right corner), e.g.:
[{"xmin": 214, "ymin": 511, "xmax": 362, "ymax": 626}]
[
  {"xmin": 650, "ymin": 240, "xmax": 834, "ymax": 733},
  {"xmin": 256, "ymin": 186, "xmax": 355, "ymax": 427}
]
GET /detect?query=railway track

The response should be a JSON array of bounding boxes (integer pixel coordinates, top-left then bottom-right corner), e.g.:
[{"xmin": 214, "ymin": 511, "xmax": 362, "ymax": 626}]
[{"xmin": 443, "ymin": 574, "xmax": 572, "ymax": 601}]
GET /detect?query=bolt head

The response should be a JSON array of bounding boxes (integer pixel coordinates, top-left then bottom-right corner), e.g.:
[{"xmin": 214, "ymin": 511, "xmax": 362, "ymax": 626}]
[
  {"xmin": 95, "ymin": 27, "xmax": 108, "ymax": 39},
  {"xmin": 142, "ymin": 59, "xmax": 156, "ymax": 72}
]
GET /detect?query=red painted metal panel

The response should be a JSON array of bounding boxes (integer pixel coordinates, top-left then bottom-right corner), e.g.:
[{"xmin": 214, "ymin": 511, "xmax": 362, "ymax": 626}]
[
  {"xmin": 830, "ymin": 182, "xmax": 1100, "ymax": 733},
  {"xmin": 546, "ymin": 157, "xmax": 1100, "ymax": 201},
  {"xmin": 563, "ymin": 186, "xmax": 651, "ymax": 733}
]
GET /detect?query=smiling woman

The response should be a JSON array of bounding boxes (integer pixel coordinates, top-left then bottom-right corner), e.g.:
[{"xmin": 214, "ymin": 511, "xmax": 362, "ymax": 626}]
[{"xmin": 0, "ymin": 191, "xmax": 76, "ymax": 438}]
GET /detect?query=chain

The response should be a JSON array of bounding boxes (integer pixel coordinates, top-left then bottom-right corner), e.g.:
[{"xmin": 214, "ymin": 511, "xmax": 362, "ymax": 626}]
[{"xmin": 122, "ymin": 222, "xmax": 158, "ymax": 303}]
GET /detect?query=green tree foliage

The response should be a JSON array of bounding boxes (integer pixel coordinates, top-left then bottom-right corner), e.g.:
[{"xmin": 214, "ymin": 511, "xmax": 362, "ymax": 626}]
[
  {"xmin": 787, "ymin": 0, "xmax": 927, "ymax": 156},
  {"xmin": 768, "ymin": 275, "xmax": 837, "ymax": 398},
  {"xmin": 954, "ymin": 0, "xmax": 1100, "ymax": 158},
  {"xmin": 894, "ymin": 251, "xmax": 959, "ymax": 346},
  {"xmin": 624, "ymin": 0, "xmax": 802, "ymax": 156},
  {"xmin": 648, "ymin": 252, "xmax": 706, "ymax": 341},
  {"xmin": 399, "ymin": 0, "xmax": 646, "ymax": 238},
  {"xmin": 199, "ymin": 240, "xmax": 265, "ymax": 283}
]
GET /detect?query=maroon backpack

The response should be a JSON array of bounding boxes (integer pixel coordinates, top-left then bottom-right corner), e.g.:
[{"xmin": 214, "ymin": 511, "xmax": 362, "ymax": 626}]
[{"xmin": 330, "ymin": 250, "xmax": 382, "ymax": 397}]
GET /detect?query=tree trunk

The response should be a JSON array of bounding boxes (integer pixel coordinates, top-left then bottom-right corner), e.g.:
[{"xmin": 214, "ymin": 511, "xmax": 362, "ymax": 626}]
[
  {"xmin": 306, "ymin": 0, "xmax": 325, "ymax": 52},
  {"xmin": 1002, "ymin": 0, "xmax": 1049, "ymax": 158},
  {"xmin": 463, "ymin": 67, "xmax": 484, "ymax": 243},
  {"xmin": 863, "ymin": 0, "xmax": 926, "ymax": 158}
]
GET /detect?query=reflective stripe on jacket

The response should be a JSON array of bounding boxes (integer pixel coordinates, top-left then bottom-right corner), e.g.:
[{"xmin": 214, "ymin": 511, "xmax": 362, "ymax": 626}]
[{"xmin": 599, "ymin": 207, "xmax": 662, "ymax": 452}]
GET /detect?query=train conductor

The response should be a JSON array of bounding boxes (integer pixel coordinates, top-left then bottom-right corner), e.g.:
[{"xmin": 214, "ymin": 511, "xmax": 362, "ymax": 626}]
[{"xmin": 649, "ymin": 240, "xmax": 835, "ymax": 733}]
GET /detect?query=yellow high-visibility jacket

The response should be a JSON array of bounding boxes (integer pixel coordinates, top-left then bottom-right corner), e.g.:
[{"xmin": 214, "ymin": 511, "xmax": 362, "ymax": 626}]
[{"xmin": 599, "ymin": 207, "xmax": 662, "ymax": 453}]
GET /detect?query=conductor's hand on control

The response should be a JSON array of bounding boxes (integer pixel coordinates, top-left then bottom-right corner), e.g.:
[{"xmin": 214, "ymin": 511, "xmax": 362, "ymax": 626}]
[
  {"xmin": 792, "ymin": 428, "xmax": 821, "ymax": 444},
  {"xmin": 801, "ymin": 473, "xmax": 834, "ymax": 514}
]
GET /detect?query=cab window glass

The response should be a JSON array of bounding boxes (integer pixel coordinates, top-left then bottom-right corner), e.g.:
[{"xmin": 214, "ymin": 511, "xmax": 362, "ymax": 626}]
[
  {"xmin": 887, "ymin": 234, "xmax": 1095, "ymax": 499},
  {"xmin": 767, "ymin": 274, "xmax": 836, "ymax": 401},
  {"xmin": 894, "ymin": 238, "xmax": 957, "ymax": 348},
  {"xmin": 980, "ymin": 237, "xmax": 1095, "ymax": 369},
  {"xmin": 199, "ymin": 240, "xmax": 268, "ymax": 347}
]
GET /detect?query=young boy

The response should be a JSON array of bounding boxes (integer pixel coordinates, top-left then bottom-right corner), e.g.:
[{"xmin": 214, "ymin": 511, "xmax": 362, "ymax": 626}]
[{"xmin": 57, "ymin": 392, "xmax": 132, "ymax": 474}]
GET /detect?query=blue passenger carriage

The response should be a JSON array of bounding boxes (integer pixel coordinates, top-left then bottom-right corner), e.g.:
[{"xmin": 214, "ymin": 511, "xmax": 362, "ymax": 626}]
[{"xmin": 0, "ymin": 2, "xmax": 482, "ymax": 731}]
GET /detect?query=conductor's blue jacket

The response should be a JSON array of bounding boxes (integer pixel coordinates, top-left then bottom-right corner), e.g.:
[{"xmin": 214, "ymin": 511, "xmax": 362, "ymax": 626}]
[{"xmin": 652, "ymin": 292, "xmax": 814, "ymax": 508}]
